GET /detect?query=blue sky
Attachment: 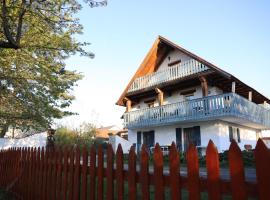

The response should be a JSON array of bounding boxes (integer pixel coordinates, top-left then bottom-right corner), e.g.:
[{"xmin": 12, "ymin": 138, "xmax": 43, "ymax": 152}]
[{"xmin": 59, "ymin": 1, "xmax": 270, "ymax": 128}]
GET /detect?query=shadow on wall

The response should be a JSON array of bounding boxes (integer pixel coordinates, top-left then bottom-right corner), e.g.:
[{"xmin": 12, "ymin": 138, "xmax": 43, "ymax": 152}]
[{"xmin": 0, "ymin": 132, "xmax": 47, "ymax": 149}]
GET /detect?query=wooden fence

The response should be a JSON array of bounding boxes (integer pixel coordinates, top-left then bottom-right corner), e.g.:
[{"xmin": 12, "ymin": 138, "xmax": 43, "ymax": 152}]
[{"xmin": 0, "ymin": 139, "xmax": 270, "ymax": 200}]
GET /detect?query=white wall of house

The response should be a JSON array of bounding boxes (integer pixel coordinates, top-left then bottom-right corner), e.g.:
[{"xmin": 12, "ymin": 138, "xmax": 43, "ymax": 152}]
[
  {"xmin": 128, "ymin": 120, "xmax": 263, "ymax": 153},
  {"xmin": 157, "ymin": 50, "xmax": 192, "ymax": 72},
  {"xmin": 0, "ymin": 132, "xmax": 47, "ymax": 150},
  {"xmin": 108, "ymin": 135, "xmax": 133, "ymax": 154},
  {"xmin": 131, "ymin": 85, "xmax": 223, "ymax": 112}
]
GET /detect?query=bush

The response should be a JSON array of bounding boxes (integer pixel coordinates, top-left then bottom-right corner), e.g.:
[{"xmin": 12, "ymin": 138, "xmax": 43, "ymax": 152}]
[{"xmin": 54, "ymin": 127, "xmax": 95, "ymax": 149}]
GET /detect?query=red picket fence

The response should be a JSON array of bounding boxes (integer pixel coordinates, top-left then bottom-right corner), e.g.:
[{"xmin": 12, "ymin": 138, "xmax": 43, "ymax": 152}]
[{"xmin": 0, "ymin": 139, "xmax": 270, "ymax": 200}]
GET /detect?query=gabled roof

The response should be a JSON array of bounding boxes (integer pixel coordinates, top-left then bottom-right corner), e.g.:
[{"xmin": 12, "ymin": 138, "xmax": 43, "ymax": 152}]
[{"xmin": 116, "ymin": 36, "xmax": 270, "ymax": 106}]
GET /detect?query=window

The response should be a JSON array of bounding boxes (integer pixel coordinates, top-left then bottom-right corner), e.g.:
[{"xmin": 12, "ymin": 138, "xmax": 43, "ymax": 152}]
[
  {"xmin": 168, "ymin": 59, "xmax": 181, "ymax": 67},
  {"xmin": 144, "ymin": 98, "xmax": 155, "ymax": 108},
  {"xmin": 147, "ymin": 101, "xmax": 155, "ymax": 108},
  {"xmin": 181, "ymin": 89, "xmax": 196, "ymax": 101},
  {"xmin": 229, "ymin": 126, "xmax": 241, "ymax": 143},
  {"xmin": 184, "ymin": 94, "xmax": 195, "ymax": 101}
]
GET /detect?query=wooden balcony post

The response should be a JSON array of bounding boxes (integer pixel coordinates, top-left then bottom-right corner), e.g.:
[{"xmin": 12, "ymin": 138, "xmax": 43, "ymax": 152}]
[
  {"xmin": 232, "ymin": 82, "xmax": 236, "ymax": 93},
  {"xmin": 155, "ymin": 88, "xmax": 164, "ymax": 106},
  {"xmin": 199, "ymin": 76, "xmax": 208, "ymax": 97},
  {"xmin": 248, "ymin": 91, "xmax": 252, "ymax": 101},
  {"xmin": 124, "ymin": 97, "xmax": 132, "ymax": 112}
]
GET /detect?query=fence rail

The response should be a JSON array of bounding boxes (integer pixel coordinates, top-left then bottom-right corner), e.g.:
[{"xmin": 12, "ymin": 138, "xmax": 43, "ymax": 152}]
[
  {"xmin": 0, "ymin": 139, "xmax": 270, "ymax": 199},
  {"xmin": 127, "ymin": 59, "xmax": 209, "ymax": 93}
]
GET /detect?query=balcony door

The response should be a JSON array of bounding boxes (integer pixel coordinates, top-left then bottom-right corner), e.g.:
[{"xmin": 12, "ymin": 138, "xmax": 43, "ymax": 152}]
[
  {"xmin": 183, "ymin": 126, "xmax": 201, "ymax": 151},
  {"xmin": 143, "ymin": 130, "xmax": 155, "ymax": 150}
]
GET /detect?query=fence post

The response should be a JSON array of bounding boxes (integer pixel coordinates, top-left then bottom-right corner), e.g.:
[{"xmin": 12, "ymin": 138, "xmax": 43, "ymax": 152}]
[
  {"xmin": 254, "ymin": 139, "xmax": 270, "ymax": 200},
  {"xmin": 169, "ymin": 142, "xmax": 181, "ymax": 200},
  {"xmin": 206, "ymin": 140, "xmax": 221, "ymax": 200},
  {"xmin": 140, "ymin": 144, "xmax": 150, "ymax": 200},
  {"xmin": 128, "ymin": 145, "xmax": 137, "ymax": 200},
  {"xmin": 228, "ymin": 140, "xmax": 247, "ymax": 200},
  {"xmin": 153, "ymin": 143, "xmax": 164, "ymax": 200}
]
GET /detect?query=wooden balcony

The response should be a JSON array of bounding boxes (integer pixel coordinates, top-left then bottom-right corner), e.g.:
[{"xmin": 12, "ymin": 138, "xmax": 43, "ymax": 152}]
[
  {"xmin": 127, "ymin": 59, "xmax": 209, "ymax": 93},
  {"xmin": 124, "ymin": 93, "xmax": 270, "ymax": 129}
]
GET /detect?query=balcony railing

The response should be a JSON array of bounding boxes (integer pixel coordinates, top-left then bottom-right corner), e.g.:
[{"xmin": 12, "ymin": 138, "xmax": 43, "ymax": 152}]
[
  {"xmin": 127, "ymin": 59, "xmax": 209, "ymax": 93},
  {"xmin": 124, "ymin": 93, "xmax": 270, "ymax": 129}
]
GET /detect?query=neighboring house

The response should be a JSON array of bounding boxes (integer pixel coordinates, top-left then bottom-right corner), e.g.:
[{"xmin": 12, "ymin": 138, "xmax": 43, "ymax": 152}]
[
  {"xmin": 116, "ymin": 36, "xmax": 270, "ymax": 153},
  {"xmin": 96, "ymin": 125, "xmax": 127, "ymax": 140}
]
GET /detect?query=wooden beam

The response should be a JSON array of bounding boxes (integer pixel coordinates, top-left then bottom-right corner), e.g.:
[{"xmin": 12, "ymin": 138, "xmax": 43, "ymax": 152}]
[
  {"xmin": 199, "ymin": 76, "xmax": 208, "ymax": 97},
  {"xmin": 124, "ymin": 97, "xmax": 132, "ymax": 112},
  {"xmin": 232, "ymin": 82, "xmax": 236, "ymax": 93},
  {"xmin": 248, "ymin": 91, "xmax": 252, "ymax": 101},
  {"xmin": 155, "ymin": 88, "xmax": 164, "ymax": 106}
]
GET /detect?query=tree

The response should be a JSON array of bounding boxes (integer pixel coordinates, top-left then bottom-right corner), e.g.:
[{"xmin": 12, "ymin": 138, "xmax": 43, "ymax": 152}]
[
  {"xmin": 0, "ymin": 0, "xmax": 107, "ymax": 137},
  {"xmin": 0, "ymin": 0, "xmax": 107, "ymax": 50}
]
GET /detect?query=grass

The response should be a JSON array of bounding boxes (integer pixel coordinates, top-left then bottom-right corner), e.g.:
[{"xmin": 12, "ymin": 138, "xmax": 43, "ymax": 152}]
[{"xmin": 0, "ymin": 188, "xmax": 16, "ymax": 200}]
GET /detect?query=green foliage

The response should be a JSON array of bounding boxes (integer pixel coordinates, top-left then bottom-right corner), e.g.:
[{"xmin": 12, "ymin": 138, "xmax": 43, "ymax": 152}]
[
  {"xmin": 0, "ymin": 0, "xmax": 107, "ymax": 135},
  {"xmin": 54, "ymin": 124, "xmax": 107, "ymax": 150}
]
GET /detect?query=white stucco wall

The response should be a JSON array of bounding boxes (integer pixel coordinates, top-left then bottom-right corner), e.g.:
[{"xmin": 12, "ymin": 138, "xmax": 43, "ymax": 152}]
[
  {"xmin": 0, "ymin": 132, "xmax": 47, "ymax": 150},
  {"xmin": 131, "ymin": 85, "xmax": 223, "ymax": 111},
  {"xmin": 157, "ymin": 50, "xmax": 191, "ymax": 72},
  {"xmin": 108, "ymin": 135, "xmax": 133, "ymax": 154},
  {"xmin": 128, "ymin": 121, "xmax": 264, "ymax": 153}
]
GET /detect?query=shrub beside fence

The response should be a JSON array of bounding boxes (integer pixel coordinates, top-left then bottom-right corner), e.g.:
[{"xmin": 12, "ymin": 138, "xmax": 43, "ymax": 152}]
[{"xmin": 0, "ymin": 139, "xmax": 270, "ymax": 199}]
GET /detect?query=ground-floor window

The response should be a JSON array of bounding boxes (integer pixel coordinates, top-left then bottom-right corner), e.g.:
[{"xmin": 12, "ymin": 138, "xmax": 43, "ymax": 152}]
[
  {"xmin": 176, "ymin": 126, "xmax": 201, "ymax": 152},
  {"xmin": 229, "ymin": 126, "xmax": 241, "ymax": 143},
  {"xmin": 137, "ymin": 130, "xmax": 155, "ymax": 152}
]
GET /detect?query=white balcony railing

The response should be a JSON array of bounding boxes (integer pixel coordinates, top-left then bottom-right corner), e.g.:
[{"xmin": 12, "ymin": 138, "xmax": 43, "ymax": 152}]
[
  {"xmin": 123, "ymin": 93, "xmax": 270, "ymax": 129},
  {"xmin": 127, "ymin": 59, "xmax": 209, "ymax": 93}
]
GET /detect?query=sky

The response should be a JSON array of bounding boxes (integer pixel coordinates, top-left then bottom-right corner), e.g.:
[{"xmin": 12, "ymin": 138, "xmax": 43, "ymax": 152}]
[{"xmin": 58, "ymin": 0, "xmax": 270, "ymax": 128}]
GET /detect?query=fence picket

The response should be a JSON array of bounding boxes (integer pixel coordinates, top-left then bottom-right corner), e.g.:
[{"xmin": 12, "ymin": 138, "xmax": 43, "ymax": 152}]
[
  {"xmin": 0, "ymin": 140, "xmax": 268, "ymax": 200},
  {"xmin": 52, "ymin": 150, "xmax": 58, "ymax": 200},
  {"xmin": 62, "ymin": 147, "xmax": 69, "ymax": 200},
  {"xmin": 128, "ymin": 146, "xmax": 137, "ymax": 200},
  {"xmin": 228, "ymin": 140, "xmax": 247, "ymax": 200},
  {"xmin": 169, "ymin": 142, "xmax": 180, "ymax": 200},
  {"xmin": 254, "ymin": 139, "xmax": 270, "ymax": 200},
  {"xmin": 89, "ymin": 146, "xmax": 96, "ymax": 200},
  {"xmin": 153, "ymin": 143, "xmax": 164, "ymax": 200},
  {"xmin": 73, "ymin": 147, "xmax": 81, "ymax": 200},
  {"xmin": 140, "ymin": 144, "xmax": 150, "ymax": 200},
  {"xmin": 56, "ymin": 149, "xmax": 62, "ymax": 200},
  {"xmin": 97, "ymin": 145, "xmax": 104, "ymax": 200},
  {"xmin": 81, "ymin": 146, "xmax": 88, "ymax": 200},
  {"xmin": 186, "ymin": 144, "xmax": 200, "ymax": 200},
  {"xmin": 116, "ymin": 144, "xmax": 124, "ymax": 200},
  {"xmin": 106, "ymin": 144, "xmax": 114, "ymax": 200},
  {"xmin": 206, "ymin": 140, "xmax": 221, "ymax": 200},
  {"xmin": 68, "ymin": 148, "xmax": 75, "ymax": 200}
]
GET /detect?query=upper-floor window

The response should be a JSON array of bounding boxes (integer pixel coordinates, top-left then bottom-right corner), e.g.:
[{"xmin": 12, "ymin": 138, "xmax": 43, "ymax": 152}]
[
  {"xmin": 168, "ymin": 59, "xmax": 181, "ymax": 67},
  {"xmin": 181, "ymin": 89, "xmax": 196, "ymax": 101},
  {"xmin": 184, "ymin": 93, "xmax": 195, "ymax": 101},
  {"xmin": 229, "ymin": 126, "xmax": 241, "ymax": 143},
  {"xmin": 144, "ymin": 98, "xmax": 155, "ymax": 108}
]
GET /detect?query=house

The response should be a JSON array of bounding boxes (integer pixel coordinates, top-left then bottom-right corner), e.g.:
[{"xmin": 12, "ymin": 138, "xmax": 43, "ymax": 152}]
[
  {"xmin": 96, "ymin": 125, "xmax": 127, "ymax": 140},
  {"xmin": 116, "ymin": 36, "xmax": 270, "ymax": 153}
]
